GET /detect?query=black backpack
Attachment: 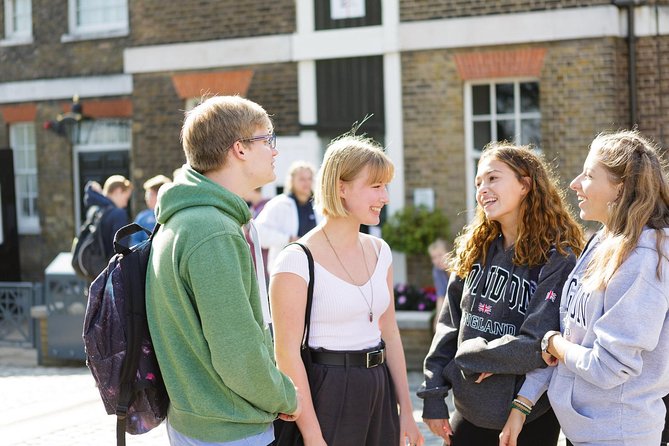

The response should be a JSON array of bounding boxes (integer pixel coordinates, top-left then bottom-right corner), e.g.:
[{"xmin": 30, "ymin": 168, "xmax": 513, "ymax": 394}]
[
  {"xmin": 71, "ymin": 205, "xmax": 110, "ymax": 282},
  {"xmin": 83, "ymin": 223, "xmax": 169, "ymax": 446}
]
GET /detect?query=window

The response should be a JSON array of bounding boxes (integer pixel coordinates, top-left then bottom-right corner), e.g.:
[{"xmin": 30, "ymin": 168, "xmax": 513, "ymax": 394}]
[
  {"xmin": 464, "ymin": 80, "xmax": 541, "ymax": 218},
  {"xmin": 74, "ymin": 119, "xmax": 131, "ymax": 225},
  {"xmin": 68, "ymin": 0, "xmax": 128, "ymax": 36},
  {"xmin": 4, "ymin": 0, "xmax": 32, "ymax": 41},
  {"xmin": 9, "ymin": 123, "xmax": 39, "ymax": 234}
]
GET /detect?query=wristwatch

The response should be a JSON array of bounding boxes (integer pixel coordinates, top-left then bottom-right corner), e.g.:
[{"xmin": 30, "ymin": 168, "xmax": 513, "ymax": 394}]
[{"xmin": 541, "ymin": 330, "xmax": 561, "ymax": 353}]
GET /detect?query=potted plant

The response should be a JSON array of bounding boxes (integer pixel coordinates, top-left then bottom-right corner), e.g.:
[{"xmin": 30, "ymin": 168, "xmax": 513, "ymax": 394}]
[{"xmin": 382, "ymin": 205, "xmax": 450, "ymax": 287}]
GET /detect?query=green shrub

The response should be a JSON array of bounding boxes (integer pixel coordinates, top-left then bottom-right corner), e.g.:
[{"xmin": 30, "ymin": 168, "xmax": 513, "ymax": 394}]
[{"xmin": 381, "ymin": 206, "xmax": 450, "ymax": 255}]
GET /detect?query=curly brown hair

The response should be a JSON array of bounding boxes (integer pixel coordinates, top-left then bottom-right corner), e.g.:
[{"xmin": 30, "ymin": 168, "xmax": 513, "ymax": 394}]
[{"xmin": 450, "ymin": 142, "xmax": 584, "ymax": 278}]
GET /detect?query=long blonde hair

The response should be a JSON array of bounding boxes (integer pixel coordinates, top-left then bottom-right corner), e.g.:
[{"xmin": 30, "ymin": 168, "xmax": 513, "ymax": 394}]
[
  {"xmin": 451, "ymin": 142, "xmax": 584, "ymax": 278},
  {"xmin": 583, "ymin": 130, "xmax": 669, "ymax": 289}
]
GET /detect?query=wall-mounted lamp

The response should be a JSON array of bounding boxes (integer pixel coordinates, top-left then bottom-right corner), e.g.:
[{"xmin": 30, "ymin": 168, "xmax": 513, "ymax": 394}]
[{"xmin": 43, "ymin": 95, "xmax": 92, "ymax": 144}]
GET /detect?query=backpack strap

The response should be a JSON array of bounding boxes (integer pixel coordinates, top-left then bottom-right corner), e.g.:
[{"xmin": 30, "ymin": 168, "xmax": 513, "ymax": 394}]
[{"xmin": 115, "ymin": 222, "xmax": 161, "ymax": 446}]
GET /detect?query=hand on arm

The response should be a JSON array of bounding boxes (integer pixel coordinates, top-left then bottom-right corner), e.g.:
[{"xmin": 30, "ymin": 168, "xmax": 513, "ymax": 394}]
[
  {"xmin": 423, "ymin": 418, "xmax": 453, "ymax": 444},
  {"xmin": 546, "ymin": 332, "xmax": 570, "ymax": 363}
]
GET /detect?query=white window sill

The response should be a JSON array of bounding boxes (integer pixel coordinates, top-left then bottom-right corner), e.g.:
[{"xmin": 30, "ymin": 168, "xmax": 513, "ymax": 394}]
[
  {"xmin": 61, "ymin": 28, "xmax": 129, "ymax": 43},
  {"xmin": 0, "ymin": 36, "xmax": 34, "ymax": 47},
  {"xmin": 18, "ymin": 227, "xmax": 41, "ymax": 236}
]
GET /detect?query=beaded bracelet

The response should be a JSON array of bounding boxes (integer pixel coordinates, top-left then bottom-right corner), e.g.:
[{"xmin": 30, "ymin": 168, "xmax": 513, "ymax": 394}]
[
  {"xmin": 513, "ymin": 398, "xmax": 533, "ymax": 413},
  {"xmin": 510, "ymin": 399, "xmax": 532, "ymax": 416}
]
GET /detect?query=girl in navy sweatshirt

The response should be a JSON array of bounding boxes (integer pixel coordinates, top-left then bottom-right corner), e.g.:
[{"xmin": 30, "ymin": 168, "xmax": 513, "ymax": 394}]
[
  {"xmin": 419, "ymin": 142, "xmax": 584, "ymax": 446},
  {"xmin": 501, "ymin": 130, "xmax": 669, "ymax": 446}
]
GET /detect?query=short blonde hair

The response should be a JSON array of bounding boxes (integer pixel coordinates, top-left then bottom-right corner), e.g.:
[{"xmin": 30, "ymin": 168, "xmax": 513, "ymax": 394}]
[
  {"xmin": 284, "ymin": 161, "xmax": 316, "ymax": 195},
  {"xmin": 102, "ymin": 175, "xmax": 132, "ymax": 195},
  {"xmin": 315, "ymin": 135, "xmax": 394, "ymax": 218},
  {"xmin": 181, "ymin": 95, "xmax": 271, "ymax": 173},
  {"xmin": 142, "ymin": 174, "xmax": 171, "ymax": 193}
]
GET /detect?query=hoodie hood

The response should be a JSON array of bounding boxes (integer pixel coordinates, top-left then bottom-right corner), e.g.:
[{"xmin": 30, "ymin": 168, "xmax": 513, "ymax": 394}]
[
  {"xmin": 637, "ymin": 227, "xmax": 669, "ymax": 251},
  {"xmin": 155, "ymin": 165, "xmax": 251, "ymax": 227}
]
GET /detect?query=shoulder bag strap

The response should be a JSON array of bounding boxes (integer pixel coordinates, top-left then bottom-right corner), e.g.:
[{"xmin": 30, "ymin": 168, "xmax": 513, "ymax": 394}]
[{"xmin": 288, "ymin": 242, "xmax": 315, "ymax": 350}]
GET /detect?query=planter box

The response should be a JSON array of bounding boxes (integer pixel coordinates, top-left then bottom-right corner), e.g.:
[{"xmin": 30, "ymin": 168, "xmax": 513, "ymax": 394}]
[{"xmin": 396, "ymin": 310, "xmax": 434, "ymax": 371}]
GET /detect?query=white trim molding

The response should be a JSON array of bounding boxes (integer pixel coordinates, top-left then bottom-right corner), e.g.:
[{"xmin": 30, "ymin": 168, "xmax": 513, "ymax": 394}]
[
  {"xmin": 124, "ymin": 5, "xmax": 669, "ymax": 74},
  {"xmin": 400, "ymin": 5, "xmax": 623, "ymax": 51},
  {"xmin": 124, "ymin": 35, "xmax": 292, "ymax": 74},
  {"xmin": 0, "ymin": 74, "xmax": 133, "ymax": 104}
]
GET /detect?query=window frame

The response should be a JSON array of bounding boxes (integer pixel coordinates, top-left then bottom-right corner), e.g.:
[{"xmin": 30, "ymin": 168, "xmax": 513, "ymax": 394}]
[
  {"xmin": 3, "ymin": 0, "xmax": 32, "ymax": 43},
  {"xmin": 72, "ymin": 119, "xmax": 132, "ymax": 226},
  {"xmin": 464, "ymin": 78, "xmax": 541, "ymax": 221},
  {"xmin": 66, "ymin": 0, "xmax": 129, "ymax": 39},
  {"xmin": 9, "ymin": 122, "xmax": 40, "ymax": 235}
]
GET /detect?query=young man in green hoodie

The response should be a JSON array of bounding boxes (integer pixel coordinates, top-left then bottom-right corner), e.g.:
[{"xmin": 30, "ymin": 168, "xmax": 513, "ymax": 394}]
[{"xmin": 146, "ymin": 95, "xmax": 301, "ymax": 445}]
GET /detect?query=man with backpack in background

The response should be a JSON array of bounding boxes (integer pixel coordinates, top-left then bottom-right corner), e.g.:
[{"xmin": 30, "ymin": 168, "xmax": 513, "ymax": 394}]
[
  {"xmin": 73, "ymin": 175, "xmax": 132, "ymax": 281},
  {"xmin": 146, "ymin": 95, "xmax": 301, "ymax": 445}
]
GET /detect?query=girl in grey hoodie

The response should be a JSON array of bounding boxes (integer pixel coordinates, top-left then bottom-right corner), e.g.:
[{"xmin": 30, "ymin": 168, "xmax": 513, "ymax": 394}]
[
  {"xmin": 501, "ymin": 130, "xmax": 669, "ymax": 446},
  {"xmin": 419, "ymin": 143, "xmax": 584, "ymax": 446}
]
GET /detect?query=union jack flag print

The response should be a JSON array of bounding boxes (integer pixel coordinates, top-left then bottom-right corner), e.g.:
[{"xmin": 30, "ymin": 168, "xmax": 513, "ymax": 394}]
[
  {"xmin": 478, "ymin": 303, "xmax": 492, "ymax": 314},
  {"xmin": 545, "ymin": 290, "xmax": 557, "ymax": 302}
]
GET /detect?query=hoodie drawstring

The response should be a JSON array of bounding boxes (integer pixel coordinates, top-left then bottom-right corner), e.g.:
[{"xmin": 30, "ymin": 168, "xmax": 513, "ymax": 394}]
[{"xmin": 246, "ymin": 219, "xmax": 271, "ymax": 327}]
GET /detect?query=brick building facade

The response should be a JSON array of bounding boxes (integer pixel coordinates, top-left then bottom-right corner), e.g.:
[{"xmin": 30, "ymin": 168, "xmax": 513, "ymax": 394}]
[{"xmin": 0, "ymin": 0, "xmax": 667, "ymax": 283}]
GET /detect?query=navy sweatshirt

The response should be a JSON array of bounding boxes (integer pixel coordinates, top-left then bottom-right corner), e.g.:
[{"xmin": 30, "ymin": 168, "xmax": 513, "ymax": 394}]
[{"xmin": 418, "ymin": 235, "xmax": 576, "ymax": 429}]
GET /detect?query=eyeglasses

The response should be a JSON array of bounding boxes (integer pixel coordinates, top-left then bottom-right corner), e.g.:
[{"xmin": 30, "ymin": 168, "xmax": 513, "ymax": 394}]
[{"xmin": 239, "ymin": 132, "xmax": 276, "ymax": 150}]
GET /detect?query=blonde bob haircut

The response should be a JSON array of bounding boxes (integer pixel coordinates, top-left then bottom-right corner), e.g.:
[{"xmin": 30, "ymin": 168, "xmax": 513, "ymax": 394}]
[
  {"xmin": 181, "ymin": 95, "xmax": 271, "ymax": 174},
  {"xmin": 315, "ymin": 134, "xmax": 394, "ymax": 218}
]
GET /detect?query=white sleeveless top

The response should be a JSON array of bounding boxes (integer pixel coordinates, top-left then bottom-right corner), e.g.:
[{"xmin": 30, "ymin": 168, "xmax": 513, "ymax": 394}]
[{"xmin": 271, "ymin": 238, "xmax": 392, "ymax": 351}]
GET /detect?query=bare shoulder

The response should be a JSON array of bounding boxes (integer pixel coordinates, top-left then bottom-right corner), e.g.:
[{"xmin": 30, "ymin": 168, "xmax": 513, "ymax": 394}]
[{"xmin": 360, "ymin": 232, "xmax": 386, "ymax": 250}]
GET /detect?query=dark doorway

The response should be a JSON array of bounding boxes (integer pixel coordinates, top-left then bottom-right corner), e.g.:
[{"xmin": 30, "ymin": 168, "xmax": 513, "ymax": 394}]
[
  {"xmin": 0, "ymin": 148, "xmax": 21, "ymax": 281},
  {"xmin": 77, "ymin": 150, "xmax": 130, "ymax": 224},
  {"xmin": 315, "ymin": 55, "xmax": 387, "ymax": 233}
]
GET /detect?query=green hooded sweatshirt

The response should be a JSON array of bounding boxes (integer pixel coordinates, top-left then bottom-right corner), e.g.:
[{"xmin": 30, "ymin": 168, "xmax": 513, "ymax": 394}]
[{"xmin": 146, "ymin": 166, "xmax": 297, "ymax": 442}]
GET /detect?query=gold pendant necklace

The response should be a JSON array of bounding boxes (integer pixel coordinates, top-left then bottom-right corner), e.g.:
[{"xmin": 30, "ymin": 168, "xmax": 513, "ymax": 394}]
[{"xmin": 322, "ymin": 228, "xmax": 374, "ymax": 323}]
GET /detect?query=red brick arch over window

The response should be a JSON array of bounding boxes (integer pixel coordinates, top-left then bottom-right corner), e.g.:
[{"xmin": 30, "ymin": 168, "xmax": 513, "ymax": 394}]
[
  {"xmin": 2, "ymin": 103, "xmax": 37, "ymax": 123},
  {"xmin": 171, "ymin": 70, "xmax": 254, "ymax": 99},
  {"xmin": 59, "ymin": 98, "xmax": 133, "ymax": 118},
  {"xmin": 454, "ymin": 48, "xmax": 546, "ymax": 80}
]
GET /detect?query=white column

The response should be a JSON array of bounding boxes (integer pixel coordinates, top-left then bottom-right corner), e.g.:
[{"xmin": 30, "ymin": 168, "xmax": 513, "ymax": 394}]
[{"xmin": 382, "ymin": 0, "xmax": 407, "ymax": 283}]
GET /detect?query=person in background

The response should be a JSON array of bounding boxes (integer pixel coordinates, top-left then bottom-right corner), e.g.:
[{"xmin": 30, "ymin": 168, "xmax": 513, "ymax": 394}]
[
  {"xmin": 428, "ymin": 238, "xmax": 451, "ymax": 331},
  {"xmin": 256, "ymin": 161, "xmax": 323, "ymax": 274},
  {"xmin": 130, "ymin": 174, "xmax": 171, "ymax": 246},
  {"xmin": 146, "ymin": 95, "xmax": 301, "ymax": 446},
  {"xmin": 270, "ymin": 134, "xmax": 424, "ymax": 446},
  {"xmin": 500, "ymin": 130, "xmax": 669, "ymax": 446},
  {"xmin": 83, "ymin": 175, "xmax": 133, "ymax": 259},
  {"xmin": 245, "ymin": 186, "xmax": 271, "ymax": 283},
  {"xmin": 419, "ymin": 142, "xmax": 584, "ymax": 446}
]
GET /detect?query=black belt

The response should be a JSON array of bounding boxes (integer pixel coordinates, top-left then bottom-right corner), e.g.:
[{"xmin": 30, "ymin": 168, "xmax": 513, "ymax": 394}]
[{"xmin": 310, "ymin": 348, "xmax": 386, "ymax": 368}]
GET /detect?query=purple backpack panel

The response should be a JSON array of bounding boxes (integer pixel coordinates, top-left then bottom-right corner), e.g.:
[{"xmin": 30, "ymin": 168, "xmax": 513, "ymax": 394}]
[{"xmin": 83, "ymin": 223, "xmax": 168, "ymax": 441}]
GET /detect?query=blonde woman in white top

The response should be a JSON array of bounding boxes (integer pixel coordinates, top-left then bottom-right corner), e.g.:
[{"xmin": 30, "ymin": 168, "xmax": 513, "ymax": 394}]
[{"xmin": 270, "ymin": 134, "xmax": 424, "ymax": 446}]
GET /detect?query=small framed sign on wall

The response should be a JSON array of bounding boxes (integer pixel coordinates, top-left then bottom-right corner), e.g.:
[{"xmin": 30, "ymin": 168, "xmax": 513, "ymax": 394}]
[{"xmin": 330, "ymin": 0, "xmax": 365, "ymax": 20}]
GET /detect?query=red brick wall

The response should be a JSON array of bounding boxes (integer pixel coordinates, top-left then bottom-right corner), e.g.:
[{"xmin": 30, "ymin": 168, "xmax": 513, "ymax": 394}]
[{"xmin": 129, "ymin": 0, "xmax": 295, "ymax": 45}]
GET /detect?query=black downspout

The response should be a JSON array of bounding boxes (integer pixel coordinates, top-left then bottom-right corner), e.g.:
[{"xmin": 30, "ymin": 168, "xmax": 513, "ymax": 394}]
[{"xmin": 613, "ymin": 0, "xmax": 645, "ymax": 128}]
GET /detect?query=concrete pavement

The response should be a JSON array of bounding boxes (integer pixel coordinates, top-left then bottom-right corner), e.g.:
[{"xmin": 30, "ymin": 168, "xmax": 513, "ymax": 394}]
[{"xmin": 0, "ymin": 346, "xmax": 564, "ymax": 445}]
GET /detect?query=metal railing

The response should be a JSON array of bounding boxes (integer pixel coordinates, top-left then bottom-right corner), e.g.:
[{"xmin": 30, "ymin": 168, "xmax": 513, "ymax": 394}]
[{"xmin": 0, "ymin": 282, "xmax": 43, "ymax": 347}]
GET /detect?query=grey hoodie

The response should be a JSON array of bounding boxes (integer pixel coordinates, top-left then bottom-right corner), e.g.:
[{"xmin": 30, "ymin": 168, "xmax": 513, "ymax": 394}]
[
  {"xmin": 418, "ymin": 235, "xmax": 576, "ymax": 429},
  {"xmin": 521, "ymin": 229, "xmax": 669, "ymax": 445}
]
